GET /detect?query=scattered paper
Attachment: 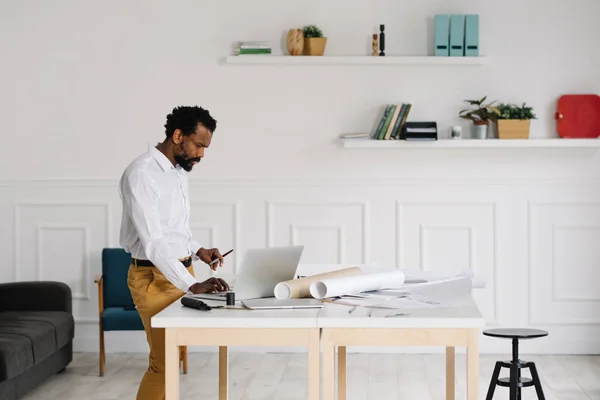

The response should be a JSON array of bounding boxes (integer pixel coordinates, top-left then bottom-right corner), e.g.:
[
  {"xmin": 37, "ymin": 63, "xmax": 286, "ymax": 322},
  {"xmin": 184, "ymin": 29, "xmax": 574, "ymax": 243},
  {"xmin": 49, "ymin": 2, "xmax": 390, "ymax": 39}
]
[{"xmin": 332, "ymin": 276, "xmax": 473, "ymax": 309}]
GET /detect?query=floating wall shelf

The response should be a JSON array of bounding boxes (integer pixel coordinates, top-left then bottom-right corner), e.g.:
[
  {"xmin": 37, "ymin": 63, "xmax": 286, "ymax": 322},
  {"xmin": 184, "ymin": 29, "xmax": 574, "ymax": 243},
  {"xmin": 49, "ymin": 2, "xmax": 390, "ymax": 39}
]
[
  {"xmin": 225, "ymin": 55, "xmax": 488, "ymax": 66},
  {"xmin": 341, "ymin": 138, "xmax": 600, "ymax": 149}
]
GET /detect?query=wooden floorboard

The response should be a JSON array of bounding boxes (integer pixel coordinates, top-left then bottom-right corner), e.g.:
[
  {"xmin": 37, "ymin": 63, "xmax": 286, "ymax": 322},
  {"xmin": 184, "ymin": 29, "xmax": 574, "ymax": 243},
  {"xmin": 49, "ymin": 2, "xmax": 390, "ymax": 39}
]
[{"xmin": 21, "ymin": 352, "xmax": 599, "ymax": 400}]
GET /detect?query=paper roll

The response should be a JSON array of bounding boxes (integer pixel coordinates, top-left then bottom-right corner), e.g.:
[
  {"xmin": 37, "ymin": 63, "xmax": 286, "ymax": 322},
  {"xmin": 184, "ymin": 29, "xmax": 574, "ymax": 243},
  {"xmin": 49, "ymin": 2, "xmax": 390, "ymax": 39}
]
[
  {"xmin": 309, "ymin": 270, "xmax": 406, "ymax": 300},
  {"xmin": 273, "ymin": 267, "xmax": 363, "ymax": 299}
]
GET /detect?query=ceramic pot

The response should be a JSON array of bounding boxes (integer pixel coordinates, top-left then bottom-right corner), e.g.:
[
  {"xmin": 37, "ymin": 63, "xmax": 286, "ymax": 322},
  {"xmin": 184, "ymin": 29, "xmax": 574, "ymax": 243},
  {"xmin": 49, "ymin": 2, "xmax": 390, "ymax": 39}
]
[
  {"xmin": 473, "ymin": 122, "xmax": 489, "ymax": 139},
  {"xmin": 287, "ymin": 29, "xmax": 304, "ymax": 56},
  {"xmin": 303, "ymin": 37, "xmax": 327, "ymax": 56}
]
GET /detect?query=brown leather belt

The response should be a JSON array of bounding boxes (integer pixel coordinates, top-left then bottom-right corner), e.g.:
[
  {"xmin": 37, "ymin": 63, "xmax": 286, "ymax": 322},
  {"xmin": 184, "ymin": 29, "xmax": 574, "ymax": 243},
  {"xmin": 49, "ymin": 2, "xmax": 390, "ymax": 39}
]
[{"xmin": 132, "ymin": 256, "xmax": 192, "ymax": 268}]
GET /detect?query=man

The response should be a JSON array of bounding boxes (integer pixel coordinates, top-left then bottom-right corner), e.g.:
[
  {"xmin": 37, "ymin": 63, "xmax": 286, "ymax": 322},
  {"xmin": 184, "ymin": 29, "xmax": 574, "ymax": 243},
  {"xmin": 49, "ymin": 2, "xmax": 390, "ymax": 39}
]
[{"xmin": 118, "ymin": 105, "xmax": 230, "ymax": 400}]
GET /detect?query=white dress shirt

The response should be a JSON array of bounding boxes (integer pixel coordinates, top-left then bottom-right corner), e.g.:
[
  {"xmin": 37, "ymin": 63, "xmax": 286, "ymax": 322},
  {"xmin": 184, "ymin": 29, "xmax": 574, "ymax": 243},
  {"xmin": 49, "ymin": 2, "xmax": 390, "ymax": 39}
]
[{"xmin": 119, "ymin": 146, "xmax": 201, "ymax": 292}]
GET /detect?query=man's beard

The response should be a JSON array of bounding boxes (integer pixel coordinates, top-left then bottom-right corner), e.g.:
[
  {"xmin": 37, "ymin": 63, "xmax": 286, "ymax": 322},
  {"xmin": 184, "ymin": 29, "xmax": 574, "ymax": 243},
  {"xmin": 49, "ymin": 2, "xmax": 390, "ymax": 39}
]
[{"xmin": 175, "ymin": 153, "xmax": 201, "ymax": 172}]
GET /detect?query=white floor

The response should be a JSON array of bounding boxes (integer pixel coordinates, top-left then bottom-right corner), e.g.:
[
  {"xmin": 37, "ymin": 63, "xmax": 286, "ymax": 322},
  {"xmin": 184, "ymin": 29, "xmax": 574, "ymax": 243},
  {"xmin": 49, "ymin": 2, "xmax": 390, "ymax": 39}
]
[{"xmin": 21, "ymin": 352, "xmax": 600, "ymax": 400}]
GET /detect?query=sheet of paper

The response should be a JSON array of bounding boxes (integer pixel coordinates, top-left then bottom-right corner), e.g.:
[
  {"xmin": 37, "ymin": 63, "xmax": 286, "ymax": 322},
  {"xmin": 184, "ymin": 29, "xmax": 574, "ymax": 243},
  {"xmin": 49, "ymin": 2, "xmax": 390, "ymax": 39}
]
[
  {"xmin": 274, "ymin": 267, "xmax": 363, "ymax": 299},
  {"xmin": 333, "ymin": 276, "xmax": 474, "ymax": 309},
  {"xmin": 296, "ymin": 264, "xmax": 485, "ymax": 289},
  {"xmin": 309, "ymin": 270, "xmax": 406, "ymax": 300},
  {"xmin": 399, "ymin": 268, "xmax": 486, "ymax": 289}
]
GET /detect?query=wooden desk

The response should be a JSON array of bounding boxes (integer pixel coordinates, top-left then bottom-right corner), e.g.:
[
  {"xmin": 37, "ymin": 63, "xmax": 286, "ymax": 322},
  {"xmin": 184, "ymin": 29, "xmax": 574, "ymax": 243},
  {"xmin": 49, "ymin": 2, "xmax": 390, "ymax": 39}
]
[
  {"xmin": 319, "ymin": 298, "xmax": 485, "ymax": 400},
  {"xmin": 151, "ymin": 298, "xmax": 321, "ymax": 400}
]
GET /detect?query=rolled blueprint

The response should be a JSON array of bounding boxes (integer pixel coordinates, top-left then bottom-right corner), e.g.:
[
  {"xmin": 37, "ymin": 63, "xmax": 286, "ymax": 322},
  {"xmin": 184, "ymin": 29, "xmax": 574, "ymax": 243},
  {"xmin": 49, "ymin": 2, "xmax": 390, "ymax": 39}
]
[
  {"xmin": 274, "ymin": 267, "xmax": 363, "ymax": 299},
  {"xmin": 309, "ymin": 270, "xmax": 406, "ymax": 300}
]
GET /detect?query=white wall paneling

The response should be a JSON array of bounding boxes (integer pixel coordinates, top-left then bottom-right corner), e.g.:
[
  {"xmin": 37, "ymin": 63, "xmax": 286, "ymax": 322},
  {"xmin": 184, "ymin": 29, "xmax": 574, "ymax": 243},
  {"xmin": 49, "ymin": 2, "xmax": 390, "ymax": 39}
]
[
  {"xmin": 36, "ymin": 224, "xmax": 91, "ymax": 300},
  {"xmin": 3, "ymin": 178, "xmax": 600, "ymax": 354},
  {"xmin": 267, "ymin": 202, "xmax": 369, "ymax": 265},
  {"xmin": 13, "ymin": 201, "xmax": 111, "ymax": 322},
  {"xmin": 528, "ymin": 201, "xmax": 600, "ymax": 326},
  {"xmin": 397, "ymin": 201, "xmax": 497, "ymax": 325}
]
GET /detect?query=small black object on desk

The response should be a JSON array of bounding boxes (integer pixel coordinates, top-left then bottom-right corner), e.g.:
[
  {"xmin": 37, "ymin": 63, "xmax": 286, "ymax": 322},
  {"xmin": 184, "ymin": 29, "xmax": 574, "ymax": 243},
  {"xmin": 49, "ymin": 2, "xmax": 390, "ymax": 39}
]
[
  {"xmin": 226, "ymin": 292, "xmax": 235, "ymax": 306},
  {"xmin": 181, "ymin": 296, "xmax": 212, "ymax": 311},
  {"xmin": 400, "ymin": 122, "xmax": 438, "ymax": 141},
  {"xmin": 483, "ymin": 328, "xmax": 548, "ymax": 400}
]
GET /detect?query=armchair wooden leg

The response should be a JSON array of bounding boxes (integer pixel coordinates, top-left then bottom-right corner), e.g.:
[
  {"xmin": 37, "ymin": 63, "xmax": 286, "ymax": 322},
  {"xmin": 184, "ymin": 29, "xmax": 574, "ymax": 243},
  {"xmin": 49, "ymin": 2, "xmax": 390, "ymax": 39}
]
[
  {"xmin": 99, "ymin": 326, "xmax": 105, "ymax": 377},
  {"xmin": 180, "ymin": 346, "xmax": 188, "ymax": 374}
]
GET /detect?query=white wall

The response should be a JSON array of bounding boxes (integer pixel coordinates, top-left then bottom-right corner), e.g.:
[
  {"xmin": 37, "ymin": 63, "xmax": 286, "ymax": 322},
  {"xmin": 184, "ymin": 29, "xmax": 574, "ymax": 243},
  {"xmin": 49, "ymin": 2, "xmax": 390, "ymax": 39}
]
[{"xmin": 1, "ymin": 0, "xmax": 600, "ymax": 355}]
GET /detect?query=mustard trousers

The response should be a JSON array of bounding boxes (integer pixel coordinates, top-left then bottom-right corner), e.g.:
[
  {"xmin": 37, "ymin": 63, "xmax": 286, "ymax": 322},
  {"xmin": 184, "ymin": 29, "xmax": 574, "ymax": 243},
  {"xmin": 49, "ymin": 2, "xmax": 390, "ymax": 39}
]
[{"xmin": 127, "ymin": 263, "xmax": 194, "ymax": 400}]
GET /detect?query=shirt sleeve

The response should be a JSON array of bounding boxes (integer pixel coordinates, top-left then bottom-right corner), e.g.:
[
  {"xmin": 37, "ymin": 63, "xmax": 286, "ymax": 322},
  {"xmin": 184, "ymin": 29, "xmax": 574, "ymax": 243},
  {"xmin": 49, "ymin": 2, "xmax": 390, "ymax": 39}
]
[
  {"xmin": 190, "ymin": 240, "xmax": 202, "ymax": 261},
  {"xmin": 121, "ymin": 170, "xmax": 198, "ymax": 292}
]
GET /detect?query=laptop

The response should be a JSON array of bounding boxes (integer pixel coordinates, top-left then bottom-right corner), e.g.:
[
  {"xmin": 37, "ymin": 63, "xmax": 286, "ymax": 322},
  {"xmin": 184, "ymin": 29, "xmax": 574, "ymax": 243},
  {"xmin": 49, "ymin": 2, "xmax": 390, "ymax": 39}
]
[{"xmin": 190, "ymin": 245, "xmax": 304, "ymax": 301}]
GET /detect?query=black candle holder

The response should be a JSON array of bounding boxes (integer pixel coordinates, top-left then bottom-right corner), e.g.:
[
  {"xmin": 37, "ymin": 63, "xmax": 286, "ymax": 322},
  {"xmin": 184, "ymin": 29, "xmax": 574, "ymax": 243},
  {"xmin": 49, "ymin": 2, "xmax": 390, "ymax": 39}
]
[{"xmin": 379, "ymin": 24, "xmax": 385, "ymax": 56}]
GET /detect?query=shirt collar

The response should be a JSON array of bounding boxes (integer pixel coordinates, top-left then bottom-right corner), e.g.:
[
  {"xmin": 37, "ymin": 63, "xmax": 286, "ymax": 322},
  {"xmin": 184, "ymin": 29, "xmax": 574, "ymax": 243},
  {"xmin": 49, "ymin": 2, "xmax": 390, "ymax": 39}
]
[{"xmin": 149, "ymin": 146, "xmax": 177, "ymax": 172}]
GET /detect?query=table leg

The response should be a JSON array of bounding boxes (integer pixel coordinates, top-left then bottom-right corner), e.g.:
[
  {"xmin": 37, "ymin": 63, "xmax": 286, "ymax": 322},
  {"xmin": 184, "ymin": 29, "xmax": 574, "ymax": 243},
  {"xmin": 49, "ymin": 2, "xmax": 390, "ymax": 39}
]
[
  {"xmin": 322, "ymin": 330, "xmax": 336, "ymax": 400},
  {"xmin": 446, "ymin": 346, "xmax": 455, "ymax": 400},
  {"xmin": 165, "ymin": 328, "xmax": 179, "ymax": 400},
  {"xmin": 219, "ymin": 346, "xmax": 228, "ymax": 400},
  {"xmin": 308, "ymin": 329, "xmax": 320, "ymax": 400},
  {"xmin": 467, "ymin": 329, "xmax": 479, "ymax": 400},
  {"xmin": 338, "ymin": 346, "xmax": 347, "ymax": 400}
]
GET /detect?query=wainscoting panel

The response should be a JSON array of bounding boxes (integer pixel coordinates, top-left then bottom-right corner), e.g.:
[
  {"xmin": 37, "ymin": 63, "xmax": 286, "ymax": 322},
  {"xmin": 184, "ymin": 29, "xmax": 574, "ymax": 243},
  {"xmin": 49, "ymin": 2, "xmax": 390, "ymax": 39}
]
[
  {"xmin": 397, "ymin": 201, "xmax": 497, "ymax": 325},
  {"xmin": 529, "ymin": 201, "xmax": 600, "ymax": 326},
  {"xmin": 1, "ymin": 178, "xmax": 600, "ymax": 354}
]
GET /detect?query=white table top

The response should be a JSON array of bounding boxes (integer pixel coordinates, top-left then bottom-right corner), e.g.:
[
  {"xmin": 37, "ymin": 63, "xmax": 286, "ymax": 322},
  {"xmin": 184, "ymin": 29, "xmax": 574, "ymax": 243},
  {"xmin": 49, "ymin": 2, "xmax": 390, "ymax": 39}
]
[
  {"xmin": 152, "ymin": 295, "xmax": 485, "ymax": 330},
  {"xmin": 151, "ymin": 296, "xmax": 321, "ymax": 329}
]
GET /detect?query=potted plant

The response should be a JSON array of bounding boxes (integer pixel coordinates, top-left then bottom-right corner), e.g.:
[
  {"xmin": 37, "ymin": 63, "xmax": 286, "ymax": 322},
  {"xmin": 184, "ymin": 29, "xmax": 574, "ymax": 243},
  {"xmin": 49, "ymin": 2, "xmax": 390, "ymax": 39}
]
[
  {"xmin": 459, "ymin": 96, "xmax": 500, "ymax": 139},
  {"xmin": 496, "ymin": 102, "xmax": 537, "ymax": 139},
  {"xmin": 302, "ymin": 25, "xmax": 327, "ymax": 56}
]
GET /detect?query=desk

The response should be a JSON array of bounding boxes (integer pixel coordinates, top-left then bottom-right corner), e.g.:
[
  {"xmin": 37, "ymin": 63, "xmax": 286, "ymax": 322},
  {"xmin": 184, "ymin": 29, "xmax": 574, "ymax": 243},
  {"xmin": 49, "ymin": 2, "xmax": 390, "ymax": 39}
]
[
  {"xmin": 319, "ymin": 298, "xmax": 485, "ymax": 400},
  {"xmin": 151, "ymin": 299, "xmax": 321, "ymax": 400}
]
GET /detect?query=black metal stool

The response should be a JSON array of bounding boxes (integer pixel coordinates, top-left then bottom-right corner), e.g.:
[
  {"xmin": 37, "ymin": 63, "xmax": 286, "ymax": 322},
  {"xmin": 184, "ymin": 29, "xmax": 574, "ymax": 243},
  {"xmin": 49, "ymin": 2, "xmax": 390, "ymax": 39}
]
[{"xmin": 483, "ymin": 328, "xmax": 548, "ymax": 400}]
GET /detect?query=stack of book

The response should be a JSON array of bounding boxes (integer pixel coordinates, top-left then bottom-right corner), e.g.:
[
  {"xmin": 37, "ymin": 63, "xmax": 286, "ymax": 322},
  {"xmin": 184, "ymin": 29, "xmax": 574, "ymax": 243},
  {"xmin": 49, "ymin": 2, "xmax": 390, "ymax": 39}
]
[
  {"xmin": 339, "ymin": 133, "xmax": 369, "ymax": 140},
  {"xmin": 372, "ymin": 103, "xmax": 412, "ymax": 140},
  {"xmin": 234, "ymin": 41, "xmax": 271, "ymax": 55}
]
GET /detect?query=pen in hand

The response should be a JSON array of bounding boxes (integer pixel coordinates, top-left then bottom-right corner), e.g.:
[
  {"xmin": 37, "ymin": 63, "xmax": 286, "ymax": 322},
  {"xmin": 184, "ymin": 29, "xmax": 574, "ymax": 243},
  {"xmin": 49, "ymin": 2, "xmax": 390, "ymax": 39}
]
[{"xmin": 209, "ymin": 249, "xmax": 233, "ymax": 270}]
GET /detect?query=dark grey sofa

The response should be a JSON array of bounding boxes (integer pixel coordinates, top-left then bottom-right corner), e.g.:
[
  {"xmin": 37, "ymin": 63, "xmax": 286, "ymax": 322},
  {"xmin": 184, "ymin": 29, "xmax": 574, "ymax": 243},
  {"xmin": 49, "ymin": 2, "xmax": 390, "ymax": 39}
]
[{"xmin": 0, "ymin": 281, "xmax": 74, "ymax": 400}]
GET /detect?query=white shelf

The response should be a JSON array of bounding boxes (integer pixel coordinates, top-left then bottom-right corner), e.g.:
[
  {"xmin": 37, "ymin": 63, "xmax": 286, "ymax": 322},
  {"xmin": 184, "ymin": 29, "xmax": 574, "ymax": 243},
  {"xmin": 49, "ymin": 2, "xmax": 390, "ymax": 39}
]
[
  {"xmin": 225, "ymin": 55, "xmax": 487, "ymax": 66},
  {"xmin": 341, "ymin": 138, "xmax": 600, "ymax": 148}
]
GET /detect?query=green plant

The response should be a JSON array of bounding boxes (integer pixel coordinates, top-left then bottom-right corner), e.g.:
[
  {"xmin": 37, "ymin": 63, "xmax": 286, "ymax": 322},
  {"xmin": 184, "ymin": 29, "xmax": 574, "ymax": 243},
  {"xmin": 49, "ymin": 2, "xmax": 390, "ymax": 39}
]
[
  {"xmin": 459, "ymin": 96, "xmax": 500, "ymax": 124},
  {"xmin": 302, "ymin": 25, "xmax": 323, "ymax": 38},
  {"xmin": 496, "ymin": 103, "xmax": 537, "ymax": 120}
]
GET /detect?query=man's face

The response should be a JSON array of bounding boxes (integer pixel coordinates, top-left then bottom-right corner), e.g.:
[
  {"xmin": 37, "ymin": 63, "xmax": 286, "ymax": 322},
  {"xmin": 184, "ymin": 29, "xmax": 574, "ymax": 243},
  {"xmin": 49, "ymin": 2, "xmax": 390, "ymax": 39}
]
[{"xmin": 173, "ymin": 124, "xmax": 212, "ymax": 172}]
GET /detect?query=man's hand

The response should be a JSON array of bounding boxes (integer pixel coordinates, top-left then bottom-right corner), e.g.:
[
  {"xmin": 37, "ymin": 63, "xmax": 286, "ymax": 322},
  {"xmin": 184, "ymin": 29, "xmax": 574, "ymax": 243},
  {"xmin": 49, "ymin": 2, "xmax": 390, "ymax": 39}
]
[
  {"xmin": 189, "ymin": 278, "xmax": 230, "ymax": 294},
  {"xmin": 196, "ymin": 247, "xmax": 224, "ymax": 271}
]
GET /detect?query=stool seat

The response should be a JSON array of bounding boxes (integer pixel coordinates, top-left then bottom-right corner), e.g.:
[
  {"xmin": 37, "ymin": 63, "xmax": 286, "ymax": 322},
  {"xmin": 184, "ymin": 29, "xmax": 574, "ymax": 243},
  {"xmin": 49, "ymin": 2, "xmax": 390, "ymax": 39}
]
[
  {"xmin": 483, "ymin": 328, "xmax": 548, "ymax": 340},
  {"xmin": 484, "ymin": 328, "xmax": 548, "ymax": 399}
]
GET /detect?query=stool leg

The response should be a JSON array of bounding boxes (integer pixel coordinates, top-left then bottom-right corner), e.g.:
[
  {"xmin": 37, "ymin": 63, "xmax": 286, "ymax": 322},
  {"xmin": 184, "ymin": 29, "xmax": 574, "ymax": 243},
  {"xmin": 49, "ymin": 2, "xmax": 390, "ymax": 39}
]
[
  {"xmin": 510, "ymin": 338, "xmax": 519, "ymax": 400},
  {"xmin": 486, "ymin": 361, "xmax": 502, "ymax": 400},
  {"xmin": 529, "ymin": 362, "xmax": 546, "ymax": 400},
  {"xmin": 517, "ymin": 359, "xmax": 522, "ymax": 400}
]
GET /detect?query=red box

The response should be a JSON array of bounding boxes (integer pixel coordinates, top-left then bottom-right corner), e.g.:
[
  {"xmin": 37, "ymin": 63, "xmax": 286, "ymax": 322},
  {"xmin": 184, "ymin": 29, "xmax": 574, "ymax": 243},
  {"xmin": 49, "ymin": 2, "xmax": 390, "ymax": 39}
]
[{"xmin": 555, "ymin": 94, "xmax": 600, "ymax": 138}]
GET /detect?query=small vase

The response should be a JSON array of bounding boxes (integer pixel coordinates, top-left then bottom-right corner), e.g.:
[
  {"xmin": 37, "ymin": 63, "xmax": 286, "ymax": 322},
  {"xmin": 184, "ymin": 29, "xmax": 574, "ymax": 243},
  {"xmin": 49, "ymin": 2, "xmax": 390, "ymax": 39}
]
[
  {"xmin": 473, "ymin": 122, "xmax": 488, "ymax": 139},
  {"xmin": 287, "ymin": 29, "xmax": 304, "ymax": 56},
  {"xmin": 303, "ymin": 37, "xmax": 327, "ymax": 56}
]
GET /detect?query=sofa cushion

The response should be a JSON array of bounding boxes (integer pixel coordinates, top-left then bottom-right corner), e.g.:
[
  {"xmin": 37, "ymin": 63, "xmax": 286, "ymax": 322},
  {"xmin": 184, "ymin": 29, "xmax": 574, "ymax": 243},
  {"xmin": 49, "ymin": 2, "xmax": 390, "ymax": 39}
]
[
  {"xmin": 101, "ymin": 307, "xmax": 144, "ymax": 331},
  {"xmin": 7, "ymin": 312, "xmax": 75, "ymax": 349},
  {"xmin": 0, "ymin": 311, "xmax": 74, "ymax": 380},
  {"xmin": 0, "ymin": 333, "xmax": 35, "ymax": 380}
]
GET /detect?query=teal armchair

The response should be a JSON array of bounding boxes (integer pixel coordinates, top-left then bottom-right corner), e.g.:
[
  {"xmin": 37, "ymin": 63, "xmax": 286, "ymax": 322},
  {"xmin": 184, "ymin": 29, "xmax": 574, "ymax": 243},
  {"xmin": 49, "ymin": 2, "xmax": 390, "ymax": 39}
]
[{"xmin": 94, "ymin": 248, "xmax": 187, "ymax": 376}]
